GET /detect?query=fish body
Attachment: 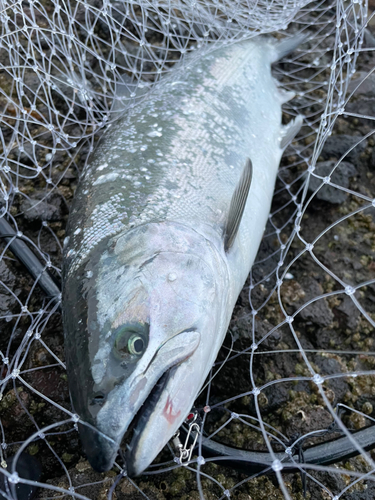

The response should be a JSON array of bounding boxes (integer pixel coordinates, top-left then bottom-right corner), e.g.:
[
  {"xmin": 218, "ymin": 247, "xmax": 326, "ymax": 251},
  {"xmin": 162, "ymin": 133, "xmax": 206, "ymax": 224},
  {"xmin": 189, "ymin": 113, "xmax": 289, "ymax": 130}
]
[{"xmin": 62, "ymin": 37, "xmax": 302, "ymax": 476}]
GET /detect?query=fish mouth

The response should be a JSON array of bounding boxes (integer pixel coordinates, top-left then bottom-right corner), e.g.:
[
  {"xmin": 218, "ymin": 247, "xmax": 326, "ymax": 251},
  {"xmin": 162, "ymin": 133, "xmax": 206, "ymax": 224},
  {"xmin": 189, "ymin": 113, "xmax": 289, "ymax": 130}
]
[
  {"xmin": 123, "ymin": 368, "xmax": 173, "ymax": 473},
  {"xmin": 82, "ymin": 329, "xmax": 201, "ymax": 474},
  {"xmin": 80, "ymin": 367, "xmax": 173, "ymax": 473}
]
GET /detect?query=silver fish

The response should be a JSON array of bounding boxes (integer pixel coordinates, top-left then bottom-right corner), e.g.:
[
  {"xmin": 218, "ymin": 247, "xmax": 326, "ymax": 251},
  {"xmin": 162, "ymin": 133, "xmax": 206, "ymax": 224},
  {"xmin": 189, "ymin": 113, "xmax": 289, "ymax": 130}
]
[{"xmin": 62, "ymin": 36, "xmax": 303, "ymax": 476}]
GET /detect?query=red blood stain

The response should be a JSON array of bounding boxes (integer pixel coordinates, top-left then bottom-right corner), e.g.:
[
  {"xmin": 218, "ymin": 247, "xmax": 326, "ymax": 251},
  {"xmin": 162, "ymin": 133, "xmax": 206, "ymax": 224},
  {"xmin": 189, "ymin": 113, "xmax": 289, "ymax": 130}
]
[{"xmin": 163, "ymin": 395, "xmax": 181, "ymax": 425}]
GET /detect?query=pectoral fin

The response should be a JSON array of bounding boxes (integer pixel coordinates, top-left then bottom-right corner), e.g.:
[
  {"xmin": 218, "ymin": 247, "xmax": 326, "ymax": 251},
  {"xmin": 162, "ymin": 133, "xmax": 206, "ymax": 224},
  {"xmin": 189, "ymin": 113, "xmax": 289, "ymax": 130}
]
[{"xmin": 224, "ymin": 158, "xmax": 252, "ymax": 252}]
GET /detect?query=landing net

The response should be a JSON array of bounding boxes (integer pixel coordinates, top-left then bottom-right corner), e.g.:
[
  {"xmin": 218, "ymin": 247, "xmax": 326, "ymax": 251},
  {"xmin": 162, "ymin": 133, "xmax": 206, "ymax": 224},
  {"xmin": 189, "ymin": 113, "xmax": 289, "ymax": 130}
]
[{"xmin": 0, "ymin": 0, "xmax": 374, "ymax": 498}]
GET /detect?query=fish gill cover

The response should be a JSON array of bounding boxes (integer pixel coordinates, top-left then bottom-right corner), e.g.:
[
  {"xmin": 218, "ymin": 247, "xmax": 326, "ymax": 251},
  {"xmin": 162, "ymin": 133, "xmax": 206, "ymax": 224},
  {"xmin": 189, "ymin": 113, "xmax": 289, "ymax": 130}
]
[{"xmin": 0, "ymin": 0, "xmax": 374, "ymax": 498}]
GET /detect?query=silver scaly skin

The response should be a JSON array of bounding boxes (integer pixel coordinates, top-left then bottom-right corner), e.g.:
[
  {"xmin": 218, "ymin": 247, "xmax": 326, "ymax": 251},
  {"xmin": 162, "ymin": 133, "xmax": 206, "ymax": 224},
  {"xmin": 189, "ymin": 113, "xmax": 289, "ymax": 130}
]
[{"xmin": 62, "ymin": 37, "xmax": 302, "ymax": 476}]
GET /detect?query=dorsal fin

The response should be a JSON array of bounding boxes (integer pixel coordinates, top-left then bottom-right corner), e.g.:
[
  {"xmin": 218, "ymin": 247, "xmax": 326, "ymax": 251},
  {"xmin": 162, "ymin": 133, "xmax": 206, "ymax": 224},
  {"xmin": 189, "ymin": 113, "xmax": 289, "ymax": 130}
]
[{"xmin": 224, "ymin": 158, "xmax": 253, "ymax": 252}]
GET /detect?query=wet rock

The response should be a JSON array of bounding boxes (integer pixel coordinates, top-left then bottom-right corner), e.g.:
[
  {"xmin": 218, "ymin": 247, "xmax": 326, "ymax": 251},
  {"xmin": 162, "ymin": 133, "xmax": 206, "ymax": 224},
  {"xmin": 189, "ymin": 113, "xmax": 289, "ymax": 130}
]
[
  {"xmin": 0, "ymin": 260, "xmax": 18, "ymax": 318},
  {"xmin": 334, "ymin": 295, "xmax": 361, "ymax": 330},
  {"xmin": 308, "ymin": 161, "xmax": 357, "ymax": 204},
  {"xmin": 284, "ymin": 405, "xmax": 333, "ymax": 439},
  {"xmin": 320, "ymin": 135, "xmax": 366, "ymax": 167},
  {"xmin": 0, "ymin": 388, "xmax": 32, "ymax": 439},
  {"xmin": 21, "ymin": 197, "xmax": 62, "ymax": 223},
  {"xmin": 348, "ymin": 72, "xmax": 375, "ymax": 98},
  {"xmin": 25, "ymin": 368, "xmax": 69, "ymax": 403},
  {"xmin": 287, "ymin": 278, "xmax": 334, "ymax": 328},
  {"xmin": 314, "ymin": 356, "xmax": 349, "ymax": 404}
]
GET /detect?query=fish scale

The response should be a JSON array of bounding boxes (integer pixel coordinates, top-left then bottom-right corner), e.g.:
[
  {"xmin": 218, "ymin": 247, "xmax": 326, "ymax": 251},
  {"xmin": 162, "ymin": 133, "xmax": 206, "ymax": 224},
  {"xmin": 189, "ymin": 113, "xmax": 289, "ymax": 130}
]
[
  {"xmin": 62, "ymin": 36, "xmax": 303, "ymax": 476},
  {"xmin": 65, "ymin": 39, "xmax": 282, "ymax": 273}
]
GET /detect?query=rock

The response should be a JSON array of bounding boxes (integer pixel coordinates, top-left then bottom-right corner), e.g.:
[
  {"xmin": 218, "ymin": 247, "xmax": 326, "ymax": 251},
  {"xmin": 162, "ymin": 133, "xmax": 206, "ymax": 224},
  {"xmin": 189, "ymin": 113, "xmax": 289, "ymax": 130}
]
[
  {"xmin": 320, "ymin": 135, "xmax": 366, "ymax": 167},
  {"xmin": 10, "ymin": 142, "xmax": 35, "ymax": 166},
  {"xmin": 335, "ymin": 295, "xmax": 360, "ymax": 330},
  {"xmin": 284, "ymin": 405, "xmax": 333, "ymax": 439},
  {"xmin": 348, "ymin": 71, "xmax": 375, "ymax": 98},
  {"xmin": 308, "ymin": 160, "xmax": 357, "ymax": 204},
  {"xmin": 21, "ymin": 197, "xmax": 62, "ymax": 223},
  {"xmin": 284, "ymin": 277, "xmax": 334, "ymax": 328},
  {"xmin": 346, "ymin": 98, "xmax": 375, "ymax": 121},
  {"xmin": 314, "ymin": 356, "xmax": 349, "ymax": 404},
  {"xmin": 0, "ymin": 260, "xmax": 18, "ymax": 318}
]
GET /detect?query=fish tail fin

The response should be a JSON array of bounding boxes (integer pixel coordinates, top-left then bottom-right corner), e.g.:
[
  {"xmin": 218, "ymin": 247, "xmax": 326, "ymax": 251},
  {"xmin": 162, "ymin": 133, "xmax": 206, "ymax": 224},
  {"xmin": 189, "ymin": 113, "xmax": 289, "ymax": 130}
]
[{"xmin": 272, "ymin": 33, "xmax": 307, "ymax": 63}]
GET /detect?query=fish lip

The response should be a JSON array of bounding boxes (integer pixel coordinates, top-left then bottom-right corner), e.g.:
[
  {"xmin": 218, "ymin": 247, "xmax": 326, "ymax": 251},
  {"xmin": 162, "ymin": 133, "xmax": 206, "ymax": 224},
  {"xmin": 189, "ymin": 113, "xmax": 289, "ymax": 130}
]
[
  {"xmin": 124, "ymin": 367, "xmax": 173, "ymax": 476},
  {"xmin": 82, "ymin": 367, "xmax": 173, "ymax": 473}
]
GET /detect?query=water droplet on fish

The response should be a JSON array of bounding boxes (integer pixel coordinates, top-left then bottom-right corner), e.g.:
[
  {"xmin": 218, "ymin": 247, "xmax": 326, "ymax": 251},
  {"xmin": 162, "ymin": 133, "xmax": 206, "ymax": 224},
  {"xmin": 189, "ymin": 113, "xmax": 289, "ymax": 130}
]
[
  {"xmin": 147, "ymin": 130, "xmax": 162, "ymax": 137},
  {"xmin": 168, "ymin": 273, "xmax": 177, "ymax": 282}
]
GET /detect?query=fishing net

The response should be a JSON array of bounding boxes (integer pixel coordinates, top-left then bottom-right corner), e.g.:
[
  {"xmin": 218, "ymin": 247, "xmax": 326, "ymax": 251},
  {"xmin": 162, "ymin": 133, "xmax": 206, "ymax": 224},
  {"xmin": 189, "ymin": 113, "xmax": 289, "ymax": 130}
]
[{"xmin": 0, "ymin": 0, "xmax": 374, "ymax": 498}]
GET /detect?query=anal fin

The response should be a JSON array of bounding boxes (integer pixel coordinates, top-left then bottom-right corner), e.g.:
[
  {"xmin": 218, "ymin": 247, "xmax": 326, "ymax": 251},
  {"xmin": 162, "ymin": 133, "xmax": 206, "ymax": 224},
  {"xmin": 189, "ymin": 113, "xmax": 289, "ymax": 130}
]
[
  {"xmin": 280, "ymin": 115, "xmax": 303, "ymax": 149},
  {"xmin": 224, "ymin": 158, "xmax": 253, "ymax": 252}
]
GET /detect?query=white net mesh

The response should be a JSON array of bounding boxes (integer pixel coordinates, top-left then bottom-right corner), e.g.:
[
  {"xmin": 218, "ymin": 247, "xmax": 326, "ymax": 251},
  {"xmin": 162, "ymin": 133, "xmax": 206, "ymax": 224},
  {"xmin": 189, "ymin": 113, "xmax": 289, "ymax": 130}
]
[{"xmin": 0, "ymin": 0, "xmax": 375, "ymax": 498}]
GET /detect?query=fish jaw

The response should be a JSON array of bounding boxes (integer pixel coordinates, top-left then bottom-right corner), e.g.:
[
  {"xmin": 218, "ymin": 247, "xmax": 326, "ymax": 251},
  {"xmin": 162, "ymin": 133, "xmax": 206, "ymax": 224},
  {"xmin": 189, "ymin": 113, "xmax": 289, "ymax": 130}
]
[
  {"xmin": 63, "ymin": 222, "xmax": 231, "ymax": 473},
  {"xmin": 87, "ymin": 328, "xmax": 201, "ymax": 472},
  {"xmin": 126, "ymin": 350, "xmax": 206, "ymax": 476}
]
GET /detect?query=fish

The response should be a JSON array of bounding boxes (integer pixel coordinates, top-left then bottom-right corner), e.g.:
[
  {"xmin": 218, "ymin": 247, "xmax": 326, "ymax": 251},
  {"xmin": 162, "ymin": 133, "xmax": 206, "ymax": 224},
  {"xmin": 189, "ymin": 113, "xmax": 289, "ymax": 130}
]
[{"xmin": 62, "ymin": 35, "xmax": 303, "ymax": 477}]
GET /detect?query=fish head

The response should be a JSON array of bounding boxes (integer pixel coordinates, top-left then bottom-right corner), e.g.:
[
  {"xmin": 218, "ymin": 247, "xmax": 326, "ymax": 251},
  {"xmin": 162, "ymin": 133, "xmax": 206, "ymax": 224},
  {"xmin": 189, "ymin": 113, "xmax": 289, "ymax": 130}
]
[{"xmin": 63, "ymin": 222, "xmax": 229, "ymax": 475}]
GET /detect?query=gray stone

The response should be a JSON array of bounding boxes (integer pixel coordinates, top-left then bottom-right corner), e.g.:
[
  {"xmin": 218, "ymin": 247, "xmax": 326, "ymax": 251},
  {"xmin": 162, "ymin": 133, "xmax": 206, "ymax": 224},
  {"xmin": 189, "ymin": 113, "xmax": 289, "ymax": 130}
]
[
  {"xmin": 308, "ymin": 160, "xmax": 357, "ymax": 204},
  {"xmin": 21, "ymin": 198, "xmax": 61, "ymax": 222},
  {"xmin": 321, "ymin": 134, "xmax": 366, "ymax": 167},
  {"xmin": 348, "ymin": 71, "xmax": 375, "ymax": 98},
  {"xmin": 0, "ymin": 260, "xmax": 17, "ymax": 319}
]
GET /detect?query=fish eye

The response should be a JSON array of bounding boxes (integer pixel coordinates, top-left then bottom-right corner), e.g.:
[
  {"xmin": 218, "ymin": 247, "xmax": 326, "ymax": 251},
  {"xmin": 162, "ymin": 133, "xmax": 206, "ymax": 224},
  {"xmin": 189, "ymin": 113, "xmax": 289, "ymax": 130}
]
[
  {"xmin": 128, "ymin": 334, "xmax": 145, "ymax": 355},
  {"xmin": 115, "ymin": 328, "xmax": 147, "ymax": 359}
]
